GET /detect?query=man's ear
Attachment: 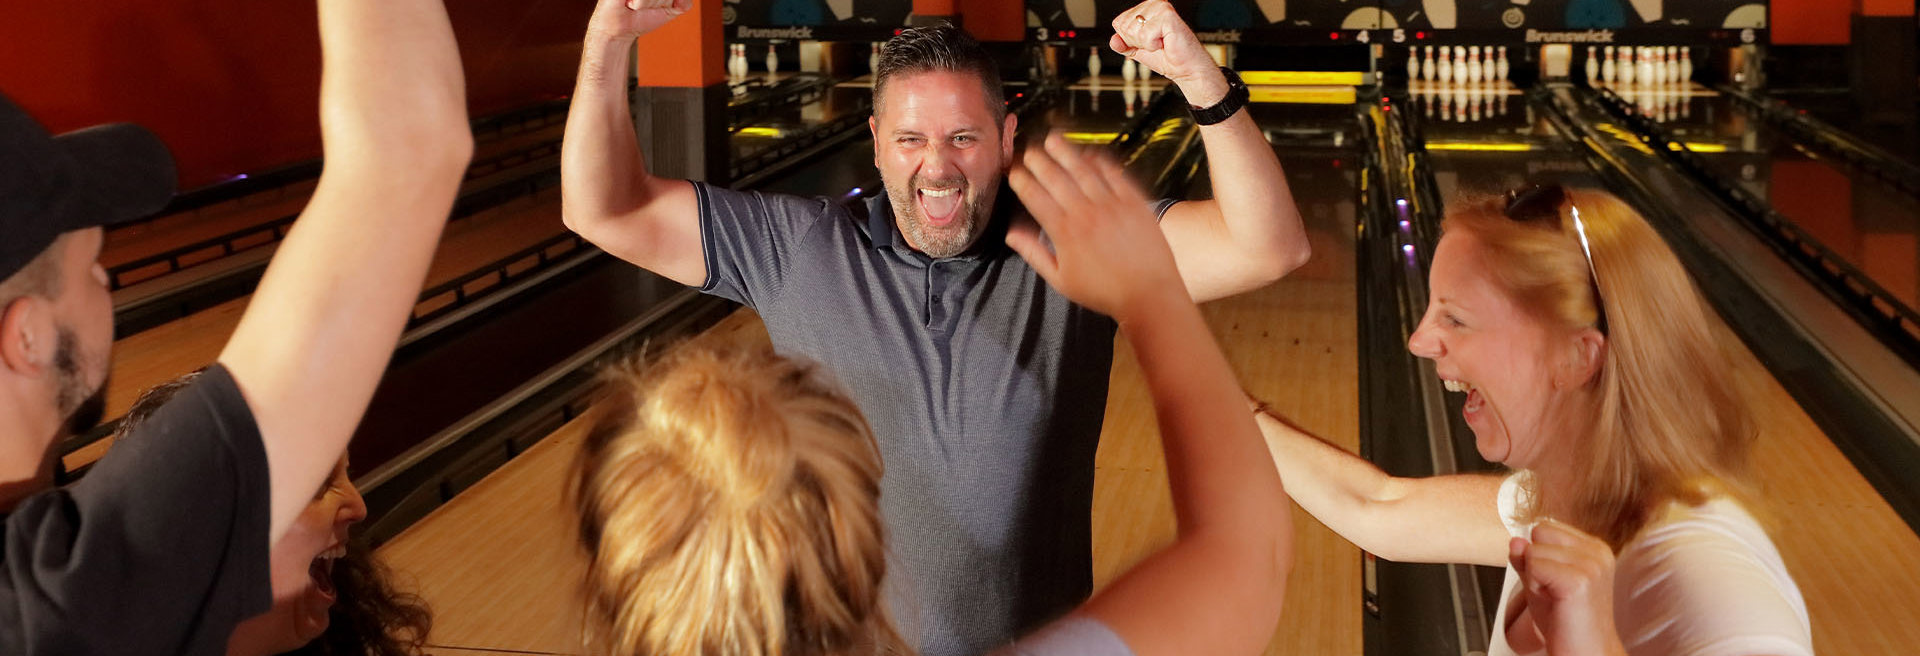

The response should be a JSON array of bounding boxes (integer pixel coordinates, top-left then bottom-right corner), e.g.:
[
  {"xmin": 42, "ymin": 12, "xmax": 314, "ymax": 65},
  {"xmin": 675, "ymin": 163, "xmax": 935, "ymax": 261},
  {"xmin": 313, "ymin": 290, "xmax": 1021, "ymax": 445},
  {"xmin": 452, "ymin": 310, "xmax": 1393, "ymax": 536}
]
[
  {"xmin": 1001, "ymin": 113, "xmax": 1019, "ymax": 166},
  {"xmin": 870, "ymin": 115, "xmax": 882, "ymax": 169},
  {"xmin": 0, "ymin": 299, "xmax": 49, "ymax": 376}
]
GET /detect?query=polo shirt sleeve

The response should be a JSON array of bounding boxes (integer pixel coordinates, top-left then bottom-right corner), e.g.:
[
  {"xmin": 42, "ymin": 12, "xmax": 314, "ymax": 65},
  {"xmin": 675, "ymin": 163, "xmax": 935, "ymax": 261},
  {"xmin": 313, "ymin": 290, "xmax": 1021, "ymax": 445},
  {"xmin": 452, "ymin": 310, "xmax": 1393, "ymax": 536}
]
[
  {"xmin": 1, "ymin": 364, "xmax": 270, "ymax": 656},
  {"xmin": 692, "ymin": 181, "xmax": 836, "ymax": 309}
]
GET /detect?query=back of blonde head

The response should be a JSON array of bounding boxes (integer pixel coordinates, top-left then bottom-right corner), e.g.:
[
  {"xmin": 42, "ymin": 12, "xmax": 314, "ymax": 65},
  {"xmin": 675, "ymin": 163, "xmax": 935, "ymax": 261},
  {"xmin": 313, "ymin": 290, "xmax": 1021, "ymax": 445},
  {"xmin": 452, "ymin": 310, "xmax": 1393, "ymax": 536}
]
[
  {"xmin": 573, "ymin": 345, "xmax": 908, "ymax": 656},
  {"xmin": 1444, "ymin": 189, "xmax": 1756, "ymax": 547}
]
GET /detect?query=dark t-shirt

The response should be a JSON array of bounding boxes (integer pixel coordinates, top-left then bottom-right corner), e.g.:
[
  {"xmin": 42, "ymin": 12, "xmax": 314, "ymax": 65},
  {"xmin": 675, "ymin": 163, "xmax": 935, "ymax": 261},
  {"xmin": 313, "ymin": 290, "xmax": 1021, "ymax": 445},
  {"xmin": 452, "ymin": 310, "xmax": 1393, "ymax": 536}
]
[
  {"xmin": 695, "ymin": 182, "xmax": 1173, "ymax": 656},
  {"xmin": 1, "ymin": 364, "xmax": 270, "ymax": 655}
]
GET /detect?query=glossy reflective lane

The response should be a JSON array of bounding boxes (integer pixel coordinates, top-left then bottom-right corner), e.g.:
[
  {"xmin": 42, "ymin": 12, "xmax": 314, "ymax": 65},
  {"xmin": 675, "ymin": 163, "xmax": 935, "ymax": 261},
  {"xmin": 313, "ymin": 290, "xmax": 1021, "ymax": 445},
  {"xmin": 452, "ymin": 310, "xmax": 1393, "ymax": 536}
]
[{"xmin": 1642, "ymin": 91, "xmax": 1920, "ymax": 310}]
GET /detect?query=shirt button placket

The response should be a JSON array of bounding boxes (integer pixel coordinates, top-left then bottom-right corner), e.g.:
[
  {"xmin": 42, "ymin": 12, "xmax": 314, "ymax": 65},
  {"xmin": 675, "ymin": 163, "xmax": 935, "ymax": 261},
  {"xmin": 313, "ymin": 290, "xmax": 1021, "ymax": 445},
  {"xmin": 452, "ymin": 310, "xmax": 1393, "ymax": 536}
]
[{"xmin": 927, "ymin": 262, "xmax": 948, "ymax": 330}]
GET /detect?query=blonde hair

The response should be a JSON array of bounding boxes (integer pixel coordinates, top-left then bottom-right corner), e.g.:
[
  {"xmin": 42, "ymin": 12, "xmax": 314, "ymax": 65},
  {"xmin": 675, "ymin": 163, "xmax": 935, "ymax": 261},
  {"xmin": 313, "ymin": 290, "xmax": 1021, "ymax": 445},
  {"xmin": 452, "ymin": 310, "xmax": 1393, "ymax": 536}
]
[
  {"xmin": 572, "ymin": 344, "xmax": 909, "ymax": 656},
  {"xmin": 1443, "ymin": 189, "xmax": 1755, "ymax": 547}
]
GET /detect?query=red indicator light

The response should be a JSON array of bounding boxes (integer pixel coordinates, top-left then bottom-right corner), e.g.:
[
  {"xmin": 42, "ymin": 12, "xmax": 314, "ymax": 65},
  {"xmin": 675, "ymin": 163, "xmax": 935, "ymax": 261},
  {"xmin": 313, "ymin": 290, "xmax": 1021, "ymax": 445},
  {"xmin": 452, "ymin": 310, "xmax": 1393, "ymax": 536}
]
[
  {"xmin": 1417, "ymin": 31, "xmax": 1426, "ymax": 39},
  {"xmin": 1330, "ymin": 32, "xmax": 1340, "ymax": 40}
]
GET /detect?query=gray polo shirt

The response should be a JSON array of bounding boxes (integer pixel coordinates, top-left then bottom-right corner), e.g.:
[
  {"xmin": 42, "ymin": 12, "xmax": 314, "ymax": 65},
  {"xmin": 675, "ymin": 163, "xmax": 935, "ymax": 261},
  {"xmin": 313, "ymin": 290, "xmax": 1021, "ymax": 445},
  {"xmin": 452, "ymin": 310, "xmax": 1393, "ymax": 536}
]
[{"xmin": 694, "ymin": 181, "xmax": 1172, "ymax": 656}]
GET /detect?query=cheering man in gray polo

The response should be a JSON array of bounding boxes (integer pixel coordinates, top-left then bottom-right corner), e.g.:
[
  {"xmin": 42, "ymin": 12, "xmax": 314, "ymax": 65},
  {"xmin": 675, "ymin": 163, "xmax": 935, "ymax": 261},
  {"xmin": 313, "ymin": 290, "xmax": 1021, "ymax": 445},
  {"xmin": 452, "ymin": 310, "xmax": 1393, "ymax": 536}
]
[{"xmin": 562, "ymin": 0, "xmax": 1308, "ymax": 653}]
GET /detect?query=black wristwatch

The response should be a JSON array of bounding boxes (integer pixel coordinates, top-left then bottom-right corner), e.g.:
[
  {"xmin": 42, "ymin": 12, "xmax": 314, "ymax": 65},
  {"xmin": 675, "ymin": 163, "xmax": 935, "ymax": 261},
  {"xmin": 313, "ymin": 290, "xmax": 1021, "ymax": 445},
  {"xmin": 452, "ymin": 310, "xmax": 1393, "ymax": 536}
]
[{"xmin": 1188, "ymin": 67, "xmax": 1249, "ymax": 126}]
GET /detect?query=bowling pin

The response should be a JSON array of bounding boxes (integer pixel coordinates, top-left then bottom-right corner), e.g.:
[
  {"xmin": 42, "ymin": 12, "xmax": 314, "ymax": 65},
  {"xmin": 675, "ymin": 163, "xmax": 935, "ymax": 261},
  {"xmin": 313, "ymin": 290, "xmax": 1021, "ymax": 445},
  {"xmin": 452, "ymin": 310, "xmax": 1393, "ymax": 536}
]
[
  {"xmin": 765, "ymin": 43, "xmax": 779, "ymax": 76},
  {"xmin": 1465, "ymin": 46, "xmax": 1481, "ymax": 84},
  {"xmin": 1616, "ymin": 47, "xmax": 1633, "ymax": 86},
  {"xmin": 1679, "ymin": 48, "xmax": 1694, "ymax": 85},
  {"xmin": 1668, "ymin": 46, "xmax": 1681, "ymax": 84},
  {"xmin": 869, "ymin": 43, "xmax": 882, "ymax": 75},
  {"xmin": 1408, "ymin": 48, "xmax": 1420, "ymax": 84},
  {"xmin": 1425, "ymin": 46, "xmax": 1438, "ymax": 82},
  {"xmin": 1451, "ymin": 47, "xmax": 1468, "ymax": 86},
  {"xmin": 1637, "ymin": 47, "xmax": 1653, "ymax": 87},
  {"xmin": 1496, "ymin": 46, "xmax": 1509, "ymax": 82},
  {"xmin": 1586, "ymin": 46, "xmax": 1600, "ymax": 82},
  {"xmin": 1437, "ymin": 47, "xmax": 1453, "ymax": 84},
  {"xmin": 1088, "ymin": 48, "xmax": 1103, "ymax": 78},
  {"xmin": 1651, "ymin": 46, "xmax": 1666, "ymax": 85},
  {"xmin": 1482, "ymin": 46, "xmax": 1497, "ymax": 83}
]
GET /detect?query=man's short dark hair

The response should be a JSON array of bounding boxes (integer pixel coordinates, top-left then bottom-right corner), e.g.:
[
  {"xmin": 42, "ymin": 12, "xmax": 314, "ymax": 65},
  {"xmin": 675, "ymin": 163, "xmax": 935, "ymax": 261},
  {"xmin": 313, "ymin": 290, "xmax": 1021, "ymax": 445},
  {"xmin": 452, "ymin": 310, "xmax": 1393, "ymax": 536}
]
[{"xmin": 874, "ymin": 24, "xmax": 1005, "ymax": 122}]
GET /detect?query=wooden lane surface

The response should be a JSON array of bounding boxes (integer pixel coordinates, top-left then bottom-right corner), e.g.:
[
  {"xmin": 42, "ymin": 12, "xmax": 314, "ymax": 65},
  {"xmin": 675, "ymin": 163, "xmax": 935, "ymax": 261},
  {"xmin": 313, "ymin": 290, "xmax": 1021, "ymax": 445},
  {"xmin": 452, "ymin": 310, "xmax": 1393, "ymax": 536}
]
[
  {"xmin": 101, "ymin": 120, "xmax": 566, "ymax": 272},
  {"xmin": 1713, "ymin": 318, "xmax": 1920, "ymax": 653},
  {"xmin": 1093, "ymin": 194, "xmax": 1362, "ymax": 656},
  {"xmin": 70, "ymin": 186, "xmax": 569, "ymax": 471}
]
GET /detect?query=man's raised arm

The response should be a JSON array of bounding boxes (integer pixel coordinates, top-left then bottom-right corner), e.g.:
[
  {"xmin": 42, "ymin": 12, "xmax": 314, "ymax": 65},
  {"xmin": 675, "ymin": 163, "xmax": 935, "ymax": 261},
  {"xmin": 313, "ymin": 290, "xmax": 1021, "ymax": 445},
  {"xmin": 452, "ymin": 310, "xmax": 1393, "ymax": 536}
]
[
  {"xmin": 1111, "ymin": 0, "xmax": 1310, "ymax": 303},
  {"xmin": 218, "ymin": 0, "xmax": 473, "ymax": 544},
  {"xmin": 560, "ymin": 0, "xmax": 706, "ymax": 287}
]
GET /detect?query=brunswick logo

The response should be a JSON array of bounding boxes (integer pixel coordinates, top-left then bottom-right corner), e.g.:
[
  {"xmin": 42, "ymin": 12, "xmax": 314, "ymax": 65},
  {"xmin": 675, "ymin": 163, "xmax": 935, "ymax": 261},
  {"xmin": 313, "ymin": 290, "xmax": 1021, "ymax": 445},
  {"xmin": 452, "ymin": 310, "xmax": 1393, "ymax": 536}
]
[
  {"xmin": 1525, "ymin": 29, "xmax": 1615, "ymax": 43},
  {"xmin": 1193, "ymin": 29, "xmax": 1242, "ymax": 43},
  {"xmin": 738, "ymin": 26, "xmax": 814, "ymax": 39}
]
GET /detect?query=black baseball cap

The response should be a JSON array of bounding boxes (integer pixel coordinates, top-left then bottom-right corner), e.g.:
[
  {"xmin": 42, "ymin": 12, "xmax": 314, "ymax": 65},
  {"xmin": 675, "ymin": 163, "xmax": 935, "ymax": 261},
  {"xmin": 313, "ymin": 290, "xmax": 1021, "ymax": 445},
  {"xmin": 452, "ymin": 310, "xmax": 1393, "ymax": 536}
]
[{"xmin": 1, "ymin": 91, "xmax": 175, "ymax": 282}]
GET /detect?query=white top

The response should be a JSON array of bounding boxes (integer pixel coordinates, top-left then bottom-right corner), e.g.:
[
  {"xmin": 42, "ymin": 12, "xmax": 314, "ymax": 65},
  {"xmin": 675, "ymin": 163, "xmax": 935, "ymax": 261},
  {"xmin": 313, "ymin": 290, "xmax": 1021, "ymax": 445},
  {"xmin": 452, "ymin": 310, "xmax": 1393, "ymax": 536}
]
[{"xmin": 1488, "ymin": 472, "xmax": 1814, "ymax": 656}]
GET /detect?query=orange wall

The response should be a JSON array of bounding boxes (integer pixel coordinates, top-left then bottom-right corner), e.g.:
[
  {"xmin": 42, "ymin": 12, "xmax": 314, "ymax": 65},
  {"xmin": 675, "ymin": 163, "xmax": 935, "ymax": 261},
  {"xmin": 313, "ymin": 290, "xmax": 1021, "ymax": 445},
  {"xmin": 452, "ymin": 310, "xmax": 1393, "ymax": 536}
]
[
  {"xmin": 1771, "ymin": 0, "xmax": 1917, "ymax": 45},
  {"xmin": 1772, "ymin": 0, "xmax": 1852, "ymax": 44},
  {"xmin": 1858, "ymin": 0, "xmax": 1914, "ymax": 17},
  {"xmin": 963, "ymin": 0, "xmax": 1028, "ymax": 41},
  {"xmin": 635, "ymin": 0, "xmax": 725, "ymax": 87},
  {"xmin": 0, "ymin": 1, "xmax": 593, "ymax": 190}
]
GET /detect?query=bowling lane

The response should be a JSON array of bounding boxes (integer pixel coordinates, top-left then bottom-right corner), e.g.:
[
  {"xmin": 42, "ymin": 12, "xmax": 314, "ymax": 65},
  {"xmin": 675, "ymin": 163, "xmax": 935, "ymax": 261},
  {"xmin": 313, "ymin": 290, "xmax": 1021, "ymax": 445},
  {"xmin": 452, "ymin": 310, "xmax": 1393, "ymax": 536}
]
[
  {"xmin": 1636, "ymin": 89, "xmax": 1920, "ymax": 309},
  {"xmin": 70, "ymin": 186, "xmax": 574, "ymax": 473},
  {"xmin": 1095, "ymin": 102, "xmax": 1365, "ymax": 655},
  {"xmin": 1418, "ymin": 99, "xmax": 1920, "ymax": 654},
  {"xmin": 1037, "ymin": 78, "xmax": 1171, "ymax": 143},
  {"xmin": 102, "ymin": 117, "xmax": 568, "ymax": 285},
  {"xmin": 730, "ymin": 83, "xmax": 871, "ymax": 162}
]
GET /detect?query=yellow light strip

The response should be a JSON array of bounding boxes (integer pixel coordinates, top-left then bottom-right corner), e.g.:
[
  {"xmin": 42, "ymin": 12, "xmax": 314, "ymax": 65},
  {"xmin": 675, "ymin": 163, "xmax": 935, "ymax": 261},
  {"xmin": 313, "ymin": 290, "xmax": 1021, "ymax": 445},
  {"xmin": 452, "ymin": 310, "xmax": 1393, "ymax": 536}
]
[
  {"xmin": 736, "ymin": 127, "xmax": 784, "ymax": 138},
  {"xmin": 1424, "ymin": 142, "xmax": 1537, "ymax": 152},
  {"xmin": 1241, "ymin": 71, "xmax": 1367, "ymax": 86},
  {"xmin": 1676, "ymin": 142, "xmax": 1729, "ymax": 153},
  {"xmin": 1249, "ymin": 86, "xmax": 1357, "ymax": 105},
  {"xmin": 1062, "ymin": 131, "xmax": 1120, "ymax": 144}
]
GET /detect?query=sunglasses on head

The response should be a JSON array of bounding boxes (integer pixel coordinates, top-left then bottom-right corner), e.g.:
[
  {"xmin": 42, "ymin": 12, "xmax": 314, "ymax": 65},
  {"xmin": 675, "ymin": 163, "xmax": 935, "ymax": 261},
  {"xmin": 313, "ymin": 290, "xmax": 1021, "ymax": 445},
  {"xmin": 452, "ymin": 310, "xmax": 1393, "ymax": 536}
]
[{"xmin": 1502, "ymin": 184, "xmax": 1607, "ymax": 331}]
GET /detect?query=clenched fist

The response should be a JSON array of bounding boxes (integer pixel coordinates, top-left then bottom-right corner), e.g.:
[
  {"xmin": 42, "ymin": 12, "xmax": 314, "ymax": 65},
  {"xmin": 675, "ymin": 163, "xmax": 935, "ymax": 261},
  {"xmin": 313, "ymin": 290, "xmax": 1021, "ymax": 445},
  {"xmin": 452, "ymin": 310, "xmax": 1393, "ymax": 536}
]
[{"xmin": 1110, "ymin": 0, "xmax": 1229, "ymax": 105}]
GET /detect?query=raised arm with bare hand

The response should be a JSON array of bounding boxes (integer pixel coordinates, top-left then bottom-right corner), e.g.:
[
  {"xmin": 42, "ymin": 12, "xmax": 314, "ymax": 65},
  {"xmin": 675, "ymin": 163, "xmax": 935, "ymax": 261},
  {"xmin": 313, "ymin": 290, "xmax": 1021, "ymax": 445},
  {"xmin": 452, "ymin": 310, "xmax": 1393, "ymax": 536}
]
[
  {"xmin": 218, "ymin": 0, "xmax": 473, "ymax": 545},
  {"xmin": 1006, "ymin": 134, "xmax": 1293, "ymax": 656}
]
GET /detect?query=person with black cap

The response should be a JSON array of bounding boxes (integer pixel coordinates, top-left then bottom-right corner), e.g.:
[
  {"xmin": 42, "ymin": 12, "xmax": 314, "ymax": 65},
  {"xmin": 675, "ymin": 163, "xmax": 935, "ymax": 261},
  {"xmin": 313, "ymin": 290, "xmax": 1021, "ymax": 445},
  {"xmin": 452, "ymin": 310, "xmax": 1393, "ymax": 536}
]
[{"xmin": 0, "ymin": 0, "xmax": 472, "ymax": 653}]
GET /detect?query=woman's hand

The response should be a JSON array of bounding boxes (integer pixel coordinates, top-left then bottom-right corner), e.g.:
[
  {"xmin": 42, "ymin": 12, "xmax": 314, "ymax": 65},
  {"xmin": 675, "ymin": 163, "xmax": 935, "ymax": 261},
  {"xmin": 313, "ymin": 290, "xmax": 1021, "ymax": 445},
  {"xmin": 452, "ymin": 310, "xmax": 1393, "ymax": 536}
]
[
  {"xmin": 1506, "ymin": 519, "xmax": 1629, "ymax": 656},
  {"xmin": 1006, "ymin": 133, "xmax": 1185, "ymax": 323}
]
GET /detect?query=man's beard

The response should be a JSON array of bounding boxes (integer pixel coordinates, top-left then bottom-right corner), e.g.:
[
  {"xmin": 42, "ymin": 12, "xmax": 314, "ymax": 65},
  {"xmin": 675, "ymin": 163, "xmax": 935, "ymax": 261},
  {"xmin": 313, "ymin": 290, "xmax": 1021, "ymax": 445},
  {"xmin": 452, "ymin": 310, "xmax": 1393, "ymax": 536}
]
[
  {"xmin": 885, "ymin": 172, "xmax": 993, "ymax": 258},
  {"xmin": 54, "ymin": 327, "xmax": 107, "ymax": 435}
]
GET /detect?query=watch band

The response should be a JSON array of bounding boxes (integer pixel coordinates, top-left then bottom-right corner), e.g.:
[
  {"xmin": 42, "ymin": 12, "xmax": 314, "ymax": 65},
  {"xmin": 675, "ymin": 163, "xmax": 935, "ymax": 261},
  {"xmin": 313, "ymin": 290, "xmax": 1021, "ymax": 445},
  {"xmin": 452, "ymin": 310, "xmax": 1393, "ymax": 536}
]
[{"xmin": 1188, "ymin": 67, "xmax": 1248, "ymax": 126}]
